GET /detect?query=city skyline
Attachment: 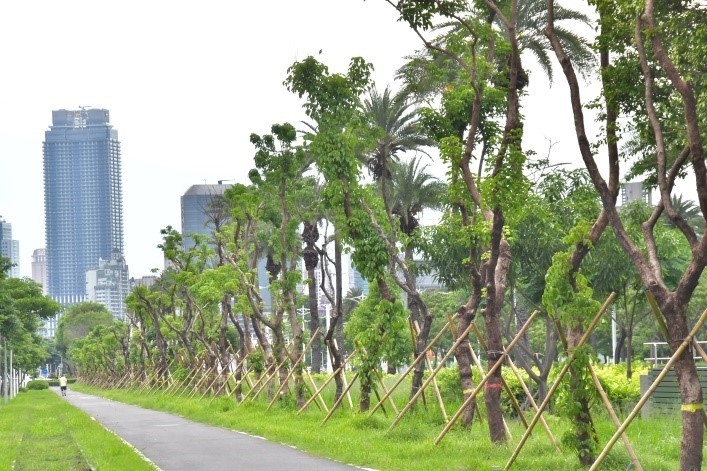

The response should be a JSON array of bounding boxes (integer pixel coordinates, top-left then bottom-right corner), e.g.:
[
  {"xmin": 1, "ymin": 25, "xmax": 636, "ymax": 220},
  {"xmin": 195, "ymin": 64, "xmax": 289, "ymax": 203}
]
[
  {"xmin": 4, "ymin": 2, "xmax": 680, "ymax": 282},
  {"xmin": 0, "ymin": 1, "xmax": 430, "ymax": 280}
]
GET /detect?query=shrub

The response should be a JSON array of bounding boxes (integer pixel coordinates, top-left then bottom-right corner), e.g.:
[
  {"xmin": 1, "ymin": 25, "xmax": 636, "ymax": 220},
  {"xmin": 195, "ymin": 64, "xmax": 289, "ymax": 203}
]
[
  {"xmin": 594, "ymin": 362, "xmax": 648, "ymax": 406},
  {"xmin": 26, "ymin": 380, "xmax": 49, "ymax": 390}
]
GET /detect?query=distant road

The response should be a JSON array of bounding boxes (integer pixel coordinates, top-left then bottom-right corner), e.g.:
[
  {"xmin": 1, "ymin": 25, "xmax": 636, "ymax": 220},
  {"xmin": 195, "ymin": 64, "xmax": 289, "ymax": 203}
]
[{"xmin": 53, "ymin": 388, "xmax": 363, "ymax": 471}]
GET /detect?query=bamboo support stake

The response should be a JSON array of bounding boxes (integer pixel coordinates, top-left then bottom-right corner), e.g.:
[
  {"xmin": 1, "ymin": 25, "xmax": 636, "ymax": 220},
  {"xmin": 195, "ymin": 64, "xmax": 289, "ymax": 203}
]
[
  {"xmin": 267, "ymin": 329, "xmax": 321, "ymax": 410},
  {"xmin": 304, "ymin": 369, "xmax": 329, "ymax": 413},
  {"xmin": 165, "ymin": 359, "xmax": 195, "ymax": 395},
  {"xmin": 589, "ymin": 306, "xmax": 707, "ymax": 471},
  {"xmin": 297, "ymin": 349, "xmax": 357, "ymax": 415},
  {"xmin": 251, "ymin": 353, "xmax": 297, "ymax": 403},
  {"xmin": 426, "ymin": 356, "xmax": 448, "ymax": 422},
  {"xmin": 175, "ymin": 360, "xmax": 206, "ymax": 397},
  {"xmin": 187, "ymin": 365, "xmax": 217, "ymax": 399},
  {"xmin": 178, "ymin": 357, "xmax": 210, "ymax": 397},
  {"xmin": 209, "ymin": 358, "xmax": 243, "ymax": 399},
  {"xmin": 376, "ymin": 370, "xmax": 399, "ymax": 415},
  {"xmin": 146, "ymin": 358, "xmax": 176, "ymax": 394},
  {"xmin": 208, "ymin": 356, "xmax": 248, "ymax": 403},
  {"xmin": 413, "ymin": 320, "xmax": 447, "ymax": 420},
  {"xmin": 588, "ymin": 363, "xmax": 643, "ymax": 470},
  {"xmin": 432, "ymin": 310, "xmax": 540, "ymax": 444},
  {"xmin": 200, "ymin": 356, "xmax": 234, "ymax": 401},
  {"xmin": 368, "ymin": 315, "xmax": 455, "ymax": 416},
  {"xmin": 504, "ymin": 293, "xmax": 615, "ymax": 470},
  {"xmin": 333, "ymin": 340, "xmax": 355, "ymax": 409},
  {"xmin": 320, "ymin": 372, "xmax": 359, "ymax": 426},
  {"xmin": 388, "ymin": 320, "xmax": 478, "ymax": 433},
  {"xmin": 249, "ymin": 357, "xmax": 289, "ymax": 402},
  {"xmin": 241, "ymin": 362, "xmax": 277, "ymax": 402},
  {"xmin": 205, "ymin": 369, "xmax": 236, "ymax": 403},
  {"xmin": 199, "ymin": 368, "xmax": 224, "ymax": 400},
  {"xmin": 504, "ymin": 349, "xmax": 560, "ymax": 452}
]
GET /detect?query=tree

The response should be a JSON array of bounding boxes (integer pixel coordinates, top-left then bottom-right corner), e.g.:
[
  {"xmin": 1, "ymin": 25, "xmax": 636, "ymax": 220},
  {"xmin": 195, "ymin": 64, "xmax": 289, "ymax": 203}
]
[
  {"xmin": 388, "ymin": 0, "xmax": 533, "ymax": 443},
  {"xmin": 0, "ymin": 261, "xmax": 60, "ymax": 373},
  {"xmin": 546, "ymin": 1, "xmax": 707, "ymax": 468},
  {"xmin": 287, "ymin": 56, "xmax": 406, "ymax": 411},
  {"xmin": 362, "ymin": 86, "xmax": 433, "ymax": 183},
  {"xmin": 248, "ymin": 123, "xmax": 311, "ymax": 407},
  {"xmin": 56, "ymin": 302, "xmax": 112, "ymax": 372}
]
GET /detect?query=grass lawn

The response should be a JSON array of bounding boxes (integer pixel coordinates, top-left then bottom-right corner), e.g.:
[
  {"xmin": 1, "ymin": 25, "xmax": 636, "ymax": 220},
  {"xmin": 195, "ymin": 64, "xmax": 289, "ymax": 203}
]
[
  {"xmin": 0, "ymin": 389, "xmax": 156, "ymax": 471},
  {"xmin": 70, "ymin": 376, "xmax": 694, "ymax": 471}
]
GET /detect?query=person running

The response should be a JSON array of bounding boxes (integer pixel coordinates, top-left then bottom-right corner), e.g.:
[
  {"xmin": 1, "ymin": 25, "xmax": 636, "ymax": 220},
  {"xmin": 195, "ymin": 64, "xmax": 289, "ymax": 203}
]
[{"xmin": 59, "ymin": 375, "xmax": 68, "ymax": 396}]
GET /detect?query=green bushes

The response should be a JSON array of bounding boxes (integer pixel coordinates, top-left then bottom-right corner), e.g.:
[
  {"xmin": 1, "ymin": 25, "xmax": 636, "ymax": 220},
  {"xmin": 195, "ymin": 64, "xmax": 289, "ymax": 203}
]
[
  {"xmin": 26, "ymin": 380, "xmax": 49, "ymax": 390},
  {"xmin": 594, "ymin": 362, "xmax": 648, "ymax": 407},
  {"xmin": 429, "ymin": 362, "xmax": 644, "ymax": 413}
]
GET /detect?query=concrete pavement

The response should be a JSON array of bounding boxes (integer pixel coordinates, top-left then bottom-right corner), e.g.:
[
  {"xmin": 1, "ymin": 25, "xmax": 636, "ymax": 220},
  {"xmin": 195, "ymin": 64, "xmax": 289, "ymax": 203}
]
[{"xmin": 53, "ymin": 388, "xmax": 363, "ymax": 471}]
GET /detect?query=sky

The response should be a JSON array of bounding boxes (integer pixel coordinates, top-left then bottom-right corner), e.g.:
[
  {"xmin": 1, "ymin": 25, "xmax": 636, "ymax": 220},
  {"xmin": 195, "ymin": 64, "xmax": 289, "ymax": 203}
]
[{"xmin": 0, "ymin": 0, "xmax": 634, "ymax": 280}]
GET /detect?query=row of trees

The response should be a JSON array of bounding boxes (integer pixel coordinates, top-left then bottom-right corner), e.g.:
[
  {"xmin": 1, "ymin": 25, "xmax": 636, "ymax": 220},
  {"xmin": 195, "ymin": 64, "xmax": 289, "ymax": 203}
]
[
  {"xmin": 0, "ymin": 258, "xmax": 59, "ymax": 378},
  {"xmin": 65, "ymin": 1, "xmax": 707, "ymax": 469}
]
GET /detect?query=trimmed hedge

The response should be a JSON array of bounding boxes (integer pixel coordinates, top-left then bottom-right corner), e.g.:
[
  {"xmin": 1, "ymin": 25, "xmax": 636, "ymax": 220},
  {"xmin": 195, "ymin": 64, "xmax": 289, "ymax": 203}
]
[{"xmin": 26, "ymin": 380, "xmax": 49, "ymax": 390}]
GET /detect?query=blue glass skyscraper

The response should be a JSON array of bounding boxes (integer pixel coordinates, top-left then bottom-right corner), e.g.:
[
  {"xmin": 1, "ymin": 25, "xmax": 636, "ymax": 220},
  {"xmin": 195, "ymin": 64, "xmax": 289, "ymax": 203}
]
[{"xmin": 43, "ymin": 108, "xmax": 124, "ymax": 305}]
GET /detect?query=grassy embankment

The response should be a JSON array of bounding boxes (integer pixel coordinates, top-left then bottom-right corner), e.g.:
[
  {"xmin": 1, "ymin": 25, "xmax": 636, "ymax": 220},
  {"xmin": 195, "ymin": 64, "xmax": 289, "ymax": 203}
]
[
  {"xmin": 71, "ymin": 373, "xmax": 691, "ymax": 471},
  {"xmin": 0, "ymin": 389, "xmax": 156, "ymax": 471}
]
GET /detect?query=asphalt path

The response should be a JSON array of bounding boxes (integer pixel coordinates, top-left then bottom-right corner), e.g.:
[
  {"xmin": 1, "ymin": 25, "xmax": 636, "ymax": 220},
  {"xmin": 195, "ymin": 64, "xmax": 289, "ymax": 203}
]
[{"xmin": 53, "ymin": 388, "xmax": 364, "ymax": 471}]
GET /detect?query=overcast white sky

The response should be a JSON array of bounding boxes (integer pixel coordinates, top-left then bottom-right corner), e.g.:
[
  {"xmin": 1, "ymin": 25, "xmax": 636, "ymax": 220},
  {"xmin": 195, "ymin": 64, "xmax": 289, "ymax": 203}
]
[{"xmin": 0, "ymin": 0, "xmax": 624, "ymax": 279}]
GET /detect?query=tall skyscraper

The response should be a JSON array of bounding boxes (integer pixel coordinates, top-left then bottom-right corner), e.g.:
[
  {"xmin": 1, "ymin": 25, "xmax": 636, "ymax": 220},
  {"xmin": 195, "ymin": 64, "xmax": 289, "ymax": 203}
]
[
  {"xmin": 43, "ymin": 108, "xmax": 125, "ymax": 306},
  {"xmin": 0, "ymin": 216, "xmax": 20, "ymax": 278}
]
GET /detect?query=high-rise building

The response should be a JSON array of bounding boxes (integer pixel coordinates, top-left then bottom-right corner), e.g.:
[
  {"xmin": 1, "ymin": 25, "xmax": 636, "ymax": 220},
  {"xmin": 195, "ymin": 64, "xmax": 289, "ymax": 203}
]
[
  {"xmin": 31, "ymin": 248, "xmax": 48, "ymax": 294},
  {"xmin": 86, "ymin": 249, "xmax": 130, "ymax": 321},
  {"xmin": 621, "ymin": 181, "xmax": 652, "ymax": 206},
  {"xmin": 179, "ymin": 182, "xmax": 272, "ymax": 311},
  {"xmin": 0, "ymin": 216, "xmax": 20, "ymax": 278},
  {"xmin": 43, "ymin": 108, "xmax": 125, "ymax": 306},
  {"xmin": 180, "ymin": 182, "xmax": 231, "ymax": 250}
]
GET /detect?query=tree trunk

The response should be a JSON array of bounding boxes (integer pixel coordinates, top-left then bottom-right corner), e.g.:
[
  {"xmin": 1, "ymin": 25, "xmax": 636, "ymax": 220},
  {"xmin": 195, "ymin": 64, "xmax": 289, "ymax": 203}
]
[
  {"xmin": 615, "ymin": 326, "xmax": 627, "ymax": 364},
  {"xmin": 482, "ymin": 306, "xmax": 506, "ymax": 443},
  {"xmin": 327, "ymin": 237, "xmax": 345, "ymax": 401},
  {"xmin": 308, "ymin": 269, "xmax": 321, "ymax": 373},
  {"xmin": 566, "ymin": 324, "xmax": 597, "ymax": 466},
  {"xmin": 663, "ymin": 299, "xmax": 704, "ymax": 471},
  {"xmin": 626, "ymin": 326, "xmax": 634, "ymax": 380},
  {"xmin": 454, "ymin": 304, "xmax": 477, "ymax": 426}
]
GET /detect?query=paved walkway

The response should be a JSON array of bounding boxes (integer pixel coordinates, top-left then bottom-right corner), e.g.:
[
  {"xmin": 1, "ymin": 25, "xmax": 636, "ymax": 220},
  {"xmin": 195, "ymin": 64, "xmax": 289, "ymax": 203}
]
[{"xmin": 53, "ymin": 388, "xmax": 362, "ymax": 471}]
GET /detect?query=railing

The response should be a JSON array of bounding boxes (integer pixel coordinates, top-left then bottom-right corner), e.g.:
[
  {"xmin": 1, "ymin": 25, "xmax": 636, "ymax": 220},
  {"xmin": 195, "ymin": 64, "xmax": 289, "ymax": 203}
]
[{"xmin": 644, "ymin": 341, "xmax": 707, "ymax": 367}]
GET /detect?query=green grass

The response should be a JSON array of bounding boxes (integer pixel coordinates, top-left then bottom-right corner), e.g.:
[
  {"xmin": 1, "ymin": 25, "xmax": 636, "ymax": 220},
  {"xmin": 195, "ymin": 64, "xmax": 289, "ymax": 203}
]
[
  {"xmin": 0, "ymin": 390, "xmax": 156, "ymax": 471},
  {"xmin": 70, "ymin": 375, "xmax": 697, "ymax": 471}
]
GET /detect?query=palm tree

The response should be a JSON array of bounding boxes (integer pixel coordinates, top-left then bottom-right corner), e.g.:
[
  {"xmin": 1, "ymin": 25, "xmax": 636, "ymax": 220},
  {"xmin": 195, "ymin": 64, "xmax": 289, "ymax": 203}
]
[
  {"xmin": 362, "ymin": 86, "xmax": 434, "ymax": 183},
  {"xmin": 387, "ymin": 156, "xmax": 446, "ymax": 377},
  {"xmin": 664, "ymin": 194, "xmax": 705, "ymax": 234},
  {"xmin": 389, "ymin": 156, "xmax": 447, "ymax": 243},
  {"xmin": 507, "ymin": 0, "xmax": 594, "ymax": 84},
  {"xmin": 396, "ymin": 0, "xmax": 594, "ymax": 100}
]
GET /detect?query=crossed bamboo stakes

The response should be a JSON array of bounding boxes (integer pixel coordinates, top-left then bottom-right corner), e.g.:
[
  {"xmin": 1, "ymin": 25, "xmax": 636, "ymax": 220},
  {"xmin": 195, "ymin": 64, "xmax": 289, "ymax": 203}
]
[{"xmin": 77, "ymin": 292, "xmax": 707, "ymax": 469}]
